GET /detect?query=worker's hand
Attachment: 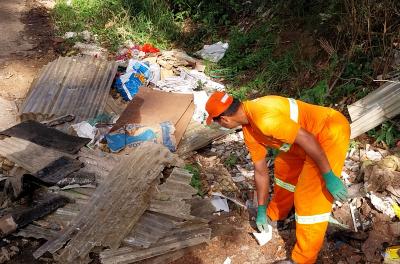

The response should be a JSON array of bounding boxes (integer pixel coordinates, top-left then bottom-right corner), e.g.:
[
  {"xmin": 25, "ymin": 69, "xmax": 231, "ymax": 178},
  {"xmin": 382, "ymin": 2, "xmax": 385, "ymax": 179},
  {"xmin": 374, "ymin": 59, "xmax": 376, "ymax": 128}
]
[
  {"xmin": 322, "ymin": 170, "xmax": 348, "ymax": 202},
  {"xmin": 256, "ymin": 205, "xmax": 270, "ymax": 233}
]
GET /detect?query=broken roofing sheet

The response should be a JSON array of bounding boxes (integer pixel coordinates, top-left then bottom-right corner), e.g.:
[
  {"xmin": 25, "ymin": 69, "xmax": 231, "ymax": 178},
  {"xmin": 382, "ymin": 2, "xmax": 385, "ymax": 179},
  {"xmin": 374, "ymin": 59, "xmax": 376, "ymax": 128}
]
[
  {"xmin": 20, "ymin": 56, "xmax": 117, "ymax": 124},
  {"xmin": 0, "ymin": 137, "xmax": 74, "ymax": 174},
  {"xmin": 348, "ymin": 79, "xmax": 400, "ymax": 139},
  {"xmin": 0, "ymin": 120, "xmax": 90, "ymax": 154},
  {"xmin": 111, "ymin": 87, "xmax": 195, "ymax": 145},
  {"xmin": 33, "ymin": 142, "xmax": 184, "ymax": 263},
  {"xmin": 15, "ymin": 148, "xmax": 214, "ymax": 263}
]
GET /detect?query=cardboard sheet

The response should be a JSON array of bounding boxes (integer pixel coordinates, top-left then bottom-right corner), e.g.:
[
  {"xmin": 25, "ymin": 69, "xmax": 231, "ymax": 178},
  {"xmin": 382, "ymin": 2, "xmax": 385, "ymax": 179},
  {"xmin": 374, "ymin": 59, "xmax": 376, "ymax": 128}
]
[{"xmin": 112, "ymin": 88, "xmax": 194, "ymax": 145}]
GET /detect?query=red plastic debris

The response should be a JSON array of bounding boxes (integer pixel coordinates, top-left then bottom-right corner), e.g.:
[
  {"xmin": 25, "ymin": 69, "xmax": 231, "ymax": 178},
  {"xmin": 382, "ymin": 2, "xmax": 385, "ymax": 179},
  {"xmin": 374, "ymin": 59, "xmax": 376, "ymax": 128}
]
[{"xmin": 140, "ymin": 43, "xmax": 160, "ymax": 53}]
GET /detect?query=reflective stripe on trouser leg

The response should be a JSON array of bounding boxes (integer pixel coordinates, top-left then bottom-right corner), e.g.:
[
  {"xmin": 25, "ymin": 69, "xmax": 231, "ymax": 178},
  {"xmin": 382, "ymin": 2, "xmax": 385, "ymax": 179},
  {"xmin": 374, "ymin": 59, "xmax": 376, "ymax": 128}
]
[
  {"xmin": 267, "ymin": 153, "xmax": 303, "ymax": 221},
  {"xmin": 275, "ymin": 178, "xmax": 296, "ymax": 192},
  {"xmin": 295, "ymin": 212, "xmax": 331, "ymax": 224}
]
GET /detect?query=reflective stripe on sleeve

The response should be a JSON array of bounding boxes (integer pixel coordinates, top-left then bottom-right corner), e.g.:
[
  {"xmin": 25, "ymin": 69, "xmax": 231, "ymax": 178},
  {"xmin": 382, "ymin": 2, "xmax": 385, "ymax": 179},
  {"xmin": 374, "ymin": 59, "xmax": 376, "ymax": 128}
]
[
  {"xmin": 295, "ymin": 212, "xmax": 331, "ymax": 224},
  {"xmin": 288, "ymin": 98, "xmax": 299, "ymax": 123},
  {"xmin": 275, "ymin": 178, "xmax": 296, "ymax": 192},
  {"xmin": 278, "ymin": 98, "xmax": 299, "ymax": 152}
]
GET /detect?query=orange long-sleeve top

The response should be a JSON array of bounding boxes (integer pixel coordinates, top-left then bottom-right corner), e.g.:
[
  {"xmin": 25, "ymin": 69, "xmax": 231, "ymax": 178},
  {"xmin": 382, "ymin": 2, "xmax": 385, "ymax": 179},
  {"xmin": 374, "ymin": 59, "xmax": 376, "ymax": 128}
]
[{"xmin": 242, "ymin": 95, "xmax": 335, "ymax": 162}]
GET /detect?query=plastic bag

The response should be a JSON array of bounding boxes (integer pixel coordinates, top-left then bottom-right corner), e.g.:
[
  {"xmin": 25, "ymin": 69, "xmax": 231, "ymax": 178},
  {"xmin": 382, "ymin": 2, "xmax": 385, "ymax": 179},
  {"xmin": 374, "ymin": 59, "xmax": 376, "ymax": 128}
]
[
  {"xmin": 105, "ymin": 122, "xmax": 176, "ymax": 152},
  {"xmin": 115, "ymin": 60, "xmax": 151, "ymax": 100}
]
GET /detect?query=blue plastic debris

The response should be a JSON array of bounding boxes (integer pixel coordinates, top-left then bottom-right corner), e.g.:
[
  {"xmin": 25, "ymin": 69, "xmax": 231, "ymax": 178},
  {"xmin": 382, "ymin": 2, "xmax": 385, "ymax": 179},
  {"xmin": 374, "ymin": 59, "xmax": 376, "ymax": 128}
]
[{"xmin": 115, "ymin": 60, "xmax": 151, "ymax": 101}]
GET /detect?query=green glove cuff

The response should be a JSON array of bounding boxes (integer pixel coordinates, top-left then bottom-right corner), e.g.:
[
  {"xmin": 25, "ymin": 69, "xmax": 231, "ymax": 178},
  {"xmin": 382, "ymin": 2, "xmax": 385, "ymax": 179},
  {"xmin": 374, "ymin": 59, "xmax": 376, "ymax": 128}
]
[
  {"xmin": 322, "ymin": 170, "xmax": 335, "ymax": 180},
  {"xmin": 257, "ymin": 205, "xmax": 266, "ymax": 213}
]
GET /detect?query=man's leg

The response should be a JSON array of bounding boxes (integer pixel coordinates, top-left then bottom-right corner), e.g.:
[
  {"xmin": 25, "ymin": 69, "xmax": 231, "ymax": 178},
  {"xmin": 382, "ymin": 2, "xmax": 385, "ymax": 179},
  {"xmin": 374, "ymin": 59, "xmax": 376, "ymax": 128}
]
[
  {"xmin": 267, "ymin": 152, "xmax": 304, "ymax": 221},
  {"xmin": 292, "ymin": 111, "xmax": 350, "ymax": 263}
]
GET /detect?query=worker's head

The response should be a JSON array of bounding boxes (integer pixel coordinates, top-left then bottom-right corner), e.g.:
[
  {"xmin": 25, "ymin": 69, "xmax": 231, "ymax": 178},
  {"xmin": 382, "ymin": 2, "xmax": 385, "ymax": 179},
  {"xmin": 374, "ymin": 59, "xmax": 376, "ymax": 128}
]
[{"xmin": 205, "ymin": 91, "xmax": 243, "ymax": 129}]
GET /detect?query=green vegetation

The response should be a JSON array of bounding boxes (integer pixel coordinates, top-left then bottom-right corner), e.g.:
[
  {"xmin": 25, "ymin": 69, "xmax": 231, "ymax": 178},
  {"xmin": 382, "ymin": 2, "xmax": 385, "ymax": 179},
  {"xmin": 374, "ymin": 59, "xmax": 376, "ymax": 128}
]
[
  {"xmin": 368, "ymin": 122, "xmax": 400, "ymax": 148},
  {"xmin": 185, "ymin": 164, "xmax": 203, "ymax": 196},
  {"xmin": 53, "ymin": 0, "xmax": 180, "ymax": 50},
  {"xmin": 53, "ymin": 0, "xmax": 399, "ymax": 146},
  {"xmin": 224, "ymin": 153, "xmax": 238, "ymax": 168}
]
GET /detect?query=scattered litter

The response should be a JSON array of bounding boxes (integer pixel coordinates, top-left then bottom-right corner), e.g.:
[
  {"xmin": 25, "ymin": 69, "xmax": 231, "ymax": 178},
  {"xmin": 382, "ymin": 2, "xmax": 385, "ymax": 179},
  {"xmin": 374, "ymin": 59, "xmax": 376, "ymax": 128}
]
[
  {"xmin": 63, "ymin": 32, "xmax": 77, "ymax": 39},
  {"xmin": 384, "ymin": 245, "xmax": 400, "ymax": 263},
  {"xmin": 73, "ymin": 42, "xmax": 107, "ymax": 57},
  {"xmin": 106, "ymin": 122, "xmax": 176, "ymax": 152},
  {"xmin": 211, "ymin": 192, "xmax": 246, "ymax": 208},
  {"xmin": 210, "ymin": 195, "xmax": 229, "ymax": 213},
  {"xmin": 223, "ymin": 256, "xmax": 232, "ymax": 264},
  {"xmin": 156, "ymin": 67, "xmax": 224, "ymax": 93},
  {"xmin": 369, "ymin": 192, "xmax": 396, "ymax": 218},
  {"xmin": 115, "ymin": 59, "xmax": 151, "ymax": 100},
  {"xmin": 365, "ymin": 149, "xmax": 383, "ymax": 161},
  {"xmin": 252, "ymin": 228, "xmax": 272, "ymax": 246},
  {"xmin": 71, "ymin": 121, "xmax": 96, "ymax": 142},
  {"xmin": 195, "ymin": 41, "xmax": 229, "ymax": 62}
]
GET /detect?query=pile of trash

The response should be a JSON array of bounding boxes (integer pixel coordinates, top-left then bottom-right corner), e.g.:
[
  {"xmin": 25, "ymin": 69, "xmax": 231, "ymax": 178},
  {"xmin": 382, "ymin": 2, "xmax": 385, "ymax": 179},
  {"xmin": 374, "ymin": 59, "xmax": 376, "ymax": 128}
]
[
  {"xmin": 0, "ymin": 37, "xmax": 232, "ymax": 264},
  {"xmin": 331, "ymin": 144, "xmax": 400, "ymax": 262}
]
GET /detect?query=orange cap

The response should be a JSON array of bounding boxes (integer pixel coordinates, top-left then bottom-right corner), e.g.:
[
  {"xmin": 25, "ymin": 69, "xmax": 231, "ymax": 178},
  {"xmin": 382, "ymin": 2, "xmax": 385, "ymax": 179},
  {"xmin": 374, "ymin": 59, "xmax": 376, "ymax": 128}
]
[{"xmin": 205, "ymin": 91, "xmax": 233, "ymax": 125}]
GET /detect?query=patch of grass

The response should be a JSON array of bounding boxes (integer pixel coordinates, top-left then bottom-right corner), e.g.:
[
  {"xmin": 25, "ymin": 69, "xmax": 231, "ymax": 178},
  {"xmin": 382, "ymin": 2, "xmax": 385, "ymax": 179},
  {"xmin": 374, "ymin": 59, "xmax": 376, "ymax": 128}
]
[
  {"xmin": 299, "ymin": 79, "xmax": 328, "ymax": 105},
  {"xmin": 224, "ymin": 153, "xmax": 238, "ymax": 168},
  {"xmin": 185, "ymin": 164, "xmax": 204, "ymax": 196},
  {"xmin": 368, "ymin": 122, "xmax": 400, "ymax": 148},
  {"xmin": 53, "ymin": 0, "xmax": 181, "ymax": 50}
]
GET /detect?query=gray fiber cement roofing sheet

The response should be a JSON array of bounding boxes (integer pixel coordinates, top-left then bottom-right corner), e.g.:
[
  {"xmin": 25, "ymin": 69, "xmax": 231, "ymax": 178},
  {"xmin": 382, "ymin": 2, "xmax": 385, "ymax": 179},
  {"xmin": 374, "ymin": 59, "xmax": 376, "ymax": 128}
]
[
  {"xmin": 0, "ymin": 120, "xmax": 90, "ymax": 154},
  {"xmin": 20, "ymin": 56, "xmax": 117, "ymax": 124}
]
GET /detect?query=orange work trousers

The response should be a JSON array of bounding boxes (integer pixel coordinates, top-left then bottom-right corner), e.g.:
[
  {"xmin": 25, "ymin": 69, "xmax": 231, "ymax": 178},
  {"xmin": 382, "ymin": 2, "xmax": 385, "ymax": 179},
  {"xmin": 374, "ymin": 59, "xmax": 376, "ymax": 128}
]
[{"xmin": 267, "ymin": 110, "xmax": 350, "ymax": 263}]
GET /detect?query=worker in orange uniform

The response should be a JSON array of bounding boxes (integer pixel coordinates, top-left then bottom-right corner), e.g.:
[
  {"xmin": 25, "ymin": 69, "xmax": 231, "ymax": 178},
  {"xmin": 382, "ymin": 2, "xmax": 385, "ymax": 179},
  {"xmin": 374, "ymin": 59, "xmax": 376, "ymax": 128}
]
[{"xmin": 205, "ymin": 91, "xmax": 349, "ymax": 264}]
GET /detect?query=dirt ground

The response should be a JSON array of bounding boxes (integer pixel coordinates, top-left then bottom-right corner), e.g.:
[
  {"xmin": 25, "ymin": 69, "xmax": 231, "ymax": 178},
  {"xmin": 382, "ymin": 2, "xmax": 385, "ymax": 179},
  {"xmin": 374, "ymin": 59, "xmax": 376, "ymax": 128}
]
[{"xmin": 0, "ymin": 0, "xmax": 56, "ymax": 100}]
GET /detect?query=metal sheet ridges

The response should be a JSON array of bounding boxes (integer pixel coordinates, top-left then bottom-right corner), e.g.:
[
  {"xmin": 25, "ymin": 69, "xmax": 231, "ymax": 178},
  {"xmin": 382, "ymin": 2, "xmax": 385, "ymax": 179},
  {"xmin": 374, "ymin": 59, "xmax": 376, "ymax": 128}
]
[{"xmin": 20, "ymin": 56, "xmax": 117, "ymax": 123}]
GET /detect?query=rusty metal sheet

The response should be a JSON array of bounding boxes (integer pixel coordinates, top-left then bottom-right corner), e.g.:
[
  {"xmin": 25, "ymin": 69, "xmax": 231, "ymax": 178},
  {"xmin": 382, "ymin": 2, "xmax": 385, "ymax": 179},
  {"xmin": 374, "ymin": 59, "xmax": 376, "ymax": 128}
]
[
  {"xmin": 20, "ymin": 56, "xmax": 118, "ymax": 124},
  {"xmin": 33, "ymin": 142, "xmax": 183, "ymax": 263},
  {"xmin": 0, "ymin": 137, "xmax": 74, "ymax": 173}
]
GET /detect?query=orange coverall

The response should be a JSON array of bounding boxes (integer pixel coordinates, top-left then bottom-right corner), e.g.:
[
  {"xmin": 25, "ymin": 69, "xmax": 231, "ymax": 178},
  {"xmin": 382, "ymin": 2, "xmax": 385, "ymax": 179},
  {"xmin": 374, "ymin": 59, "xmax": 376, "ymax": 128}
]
[{"xmin": 242, "ymin": 96, "xmax": 350, "ymax": 263}]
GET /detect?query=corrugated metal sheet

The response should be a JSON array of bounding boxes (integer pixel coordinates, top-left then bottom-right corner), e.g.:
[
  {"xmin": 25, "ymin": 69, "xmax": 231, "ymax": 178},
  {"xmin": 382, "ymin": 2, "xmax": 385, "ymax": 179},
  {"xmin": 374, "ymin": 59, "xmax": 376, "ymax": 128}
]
[
  {"xmin": 348, "ymin": 81, "xmax": 400, "ymax": 139},
  {"xmin": 20, "ymin": 56, "xmax": 117, "ymax": 123},
  {"xmin": 33, "ymin": 142, "xmax": 184, "ymax": 262}
]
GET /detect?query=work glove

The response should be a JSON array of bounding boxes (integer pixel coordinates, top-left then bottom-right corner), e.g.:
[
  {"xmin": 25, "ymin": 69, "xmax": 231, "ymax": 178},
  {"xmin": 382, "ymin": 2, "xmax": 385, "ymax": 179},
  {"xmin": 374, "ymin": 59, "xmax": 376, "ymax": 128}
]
[
  {"xmin": 323, "ymin": 170, "xmax": 348, "ymax": 202},
  {"xmin": 256, "ymin": 205, "xmax": 270, "ymax": 233}
]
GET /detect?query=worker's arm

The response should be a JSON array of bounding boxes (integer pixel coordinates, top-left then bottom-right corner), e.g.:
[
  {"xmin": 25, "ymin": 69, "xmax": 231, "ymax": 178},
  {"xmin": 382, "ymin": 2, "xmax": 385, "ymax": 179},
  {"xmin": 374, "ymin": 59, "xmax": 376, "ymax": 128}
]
[
  {"xmin": 294, "ymin": 127, "xmax": 348, "ymax": 201},
  {"xmin": 254, "ymin": 159, "xmax": 270, "ymax": 205},
  {"xmin": 254, "ymin": 159, "xmax": 271, "ymax": 232},
  {"xmin": 293, "ymin": 128, "xmax": 331, "ymax": 174}
]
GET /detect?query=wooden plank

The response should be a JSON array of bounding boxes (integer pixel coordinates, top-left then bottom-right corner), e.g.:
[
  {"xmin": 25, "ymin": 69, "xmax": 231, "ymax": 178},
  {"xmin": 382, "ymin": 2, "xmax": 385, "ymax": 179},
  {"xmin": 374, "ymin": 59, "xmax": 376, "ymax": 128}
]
[{"xmin": 33, "ymin": 142, "xmax": 183, "ymax": 263}]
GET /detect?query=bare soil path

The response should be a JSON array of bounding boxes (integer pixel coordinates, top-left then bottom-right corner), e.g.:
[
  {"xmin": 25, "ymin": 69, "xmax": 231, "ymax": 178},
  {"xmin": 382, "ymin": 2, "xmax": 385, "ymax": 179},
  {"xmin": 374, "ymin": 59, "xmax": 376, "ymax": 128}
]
[{"xmin": 0, "ymin": 0, "xmax": 55, "ymax": 100}]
